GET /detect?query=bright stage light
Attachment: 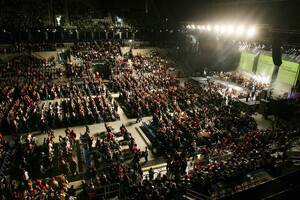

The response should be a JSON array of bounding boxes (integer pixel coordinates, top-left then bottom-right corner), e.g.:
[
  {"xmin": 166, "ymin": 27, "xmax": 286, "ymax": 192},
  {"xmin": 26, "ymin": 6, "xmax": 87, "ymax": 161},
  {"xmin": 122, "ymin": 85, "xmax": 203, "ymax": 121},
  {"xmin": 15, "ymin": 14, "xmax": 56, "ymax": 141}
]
[
  {"xmin": 226, "ymin": 25, "xmax": 234, "ymax": 34},
  {"xmin": 220, "ymin": 25, "xmax": 226, "ymax": 33},
  {"xmin": 256, "ymin": 75, "xmax": 262, "ymax": 83},
  {"xmin": 247, "ymin": 27, "xmax": 256, "ymax": 37},
  {"xmin": 214, "ymin": 25, "xmax": 220, "ymax": 32},
  {"xmin": 236, "ymin": 26, "xmax": 244, "ymax": 35},
  {"xmin": 261, "ymin": 76, "xmax": 270, "ymax": 84},
  {"xmin": 187, "ymin": 22, "xmax": 257, "ymax": 40}
]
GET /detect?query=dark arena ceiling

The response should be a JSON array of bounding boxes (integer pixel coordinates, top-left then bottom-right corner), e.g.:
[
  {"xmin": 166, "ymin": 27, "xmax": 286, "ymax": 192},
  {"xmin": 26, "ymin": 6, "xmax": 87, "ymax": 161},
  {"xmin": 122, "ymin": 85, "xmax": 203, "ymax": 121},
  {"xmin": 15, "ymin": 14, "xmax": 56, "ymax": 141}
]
[
  {"xmin": 1, "ymin": 0, "xmax": 300, "ymax": 44},
  {"xmin": 74, "ymin": 0, "xmax": 300, "ymax": 43},
  {"xmin": 3, "ymin": 0, "xmax": 299, "ymax": 28},
  {"xmin": 78, "ymin": 0, "xmax": 300, "ymax": 28}
]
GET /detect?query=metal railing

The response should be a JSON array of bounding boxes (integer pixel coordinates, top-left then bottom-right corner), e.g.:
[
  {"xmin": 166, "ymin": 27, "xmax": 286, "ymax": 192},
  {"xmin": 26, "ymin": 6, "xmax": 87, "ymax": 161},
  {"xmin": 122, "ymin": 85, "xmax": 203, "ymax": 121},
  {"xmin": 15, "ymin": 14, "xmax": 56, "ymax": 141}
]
[{"xmin": 184, "ymin": 189, "xmax": 212, "ymax": 200}]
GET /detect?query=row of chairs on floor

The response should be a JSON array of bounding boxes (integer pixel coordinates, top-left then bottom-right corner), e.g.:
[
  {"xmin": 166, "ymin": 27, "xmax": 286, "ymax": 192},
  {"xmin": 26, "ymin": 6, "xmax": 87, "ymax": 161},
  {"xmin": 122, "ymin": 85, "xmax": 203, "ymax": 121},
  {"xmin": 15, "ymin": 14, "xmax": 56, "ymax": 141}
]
[
  {"xmin": 142, "ymin": 122, "xmax": 157, "ymax": 140},
  {"xmin": 82, "ymin": 143, "xmax": 91, "ymax": 167},
  {"xmin": 0, "ymin": 147, "xmax": 15, "ymax": 180}
]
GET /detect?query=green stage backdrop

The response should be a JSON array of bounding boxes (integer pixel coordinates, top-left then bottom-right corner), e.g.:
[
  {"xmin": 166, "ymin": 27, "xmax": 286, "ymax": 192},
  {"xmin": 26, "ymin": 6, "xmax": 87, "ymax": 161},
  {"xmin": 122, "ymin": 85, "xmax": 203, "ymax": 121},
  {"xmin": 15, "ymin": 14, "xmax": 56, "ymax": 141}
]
[
  {"xmin": 239, "ymin": 51, "xmax": 255, "ymax": 72},
  {"xmin": 277, "ymin": 60, "xmax": 299, "ymax": 85},
  {"xmin": 256, "ymin": 54, "xmax": 274, "ymax": 79}
]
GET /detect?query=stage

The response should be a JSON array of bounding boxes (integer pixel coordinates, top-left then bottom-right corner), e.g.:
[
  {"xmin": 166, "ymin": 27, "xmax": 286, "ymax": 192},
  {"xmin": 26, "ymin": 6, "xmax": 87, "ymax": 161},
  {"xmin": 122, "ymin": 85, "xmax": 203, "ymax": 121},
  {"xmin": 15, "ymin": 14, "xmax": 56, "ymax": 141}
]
[
  {"xmin": 191, "ymin": 76, "xmax": 263, "ymax": 113},
  {"xmin": 239, "ymin": 98, "xmax": 260, "ymax": 106},
  {"xmin": 191, "ymin": 76, "xmax": 248, "ymax": 96},
  {"xmin": 239, "ymin": 98, "xmax": 260, "ymax": 113}
]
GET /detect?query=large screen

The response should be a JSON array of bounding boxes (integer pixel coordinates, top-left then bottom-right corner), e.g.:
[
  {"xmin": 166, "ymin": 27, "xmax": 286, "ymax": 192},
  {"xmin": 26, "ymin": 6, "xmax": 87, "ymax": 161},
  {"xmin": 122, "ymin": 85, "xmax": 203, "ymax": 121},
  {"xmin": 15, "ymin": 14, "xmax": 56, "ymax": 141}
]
[
  {"xmin": 239, "ymin": 51, "xmax": 255, "ymax": 72},
  {"xmin": 277, "ymin": 60, "xmax": 299, "ymax": 85},
  {"xmin": 256, "ymin": 54, "xmax": 274, "ymax": 81}
]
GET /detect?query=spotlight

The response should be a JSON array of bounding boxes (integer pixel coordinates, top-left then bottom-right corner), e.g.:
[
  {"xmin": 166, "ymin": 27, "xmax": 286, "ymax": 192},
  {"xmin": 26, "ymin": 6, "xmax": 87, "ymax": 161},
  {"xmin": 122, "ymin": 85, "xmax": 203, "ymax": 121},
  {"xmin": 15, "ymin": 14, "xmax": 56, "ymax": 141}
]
[
  {"xmin": 207, "ymin": 25, "xmax": 211, "ymax": 31},
  {"xmin": 191, "ymin": 25, "xmax": 195, "ymax": 29},
  {"xmin": 214, "ymin": 25, "xmax": 220, "ymax": 32},
  {"xmin": 247, "ymin": 27, "xmax": 256, "ymax": 37},
  {"xmin": 226, "ymin": 25, "xmax": 234, "ymax": 34},
  {"xmin": 220, "ymin": 25, "xmax": 226, "ymax": 33},
  {"xmin": 256, "ymin": 75, "xmax": 262, "ymax": 82},
  {"xmin": 186, "ymin": 25, "xmax": 191, "ymax": 29},
  {"xmin": 236, "ymin": 26, "xmax": 244, "ymax": 35}
]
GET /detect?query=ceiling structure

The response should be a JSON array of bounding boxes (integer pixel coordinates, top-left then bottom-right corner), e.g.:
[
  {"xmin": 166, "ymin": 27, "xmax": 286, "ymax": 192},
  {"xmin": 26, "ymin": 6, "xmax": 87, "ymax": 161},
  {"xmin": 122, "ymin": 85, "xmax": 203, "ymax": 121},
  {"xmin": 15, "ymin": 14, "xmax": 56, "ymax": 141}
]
[
  {"xmin": 89, "ymin": 0, "xmax": 300, "ymax": 43},
  {"xmin": 1, "ymin": 0, "xmax": 299, "ymax": 45},
  {"xmin": 3, "ymin": 0, "xmax": 299, "ymax": 30}
]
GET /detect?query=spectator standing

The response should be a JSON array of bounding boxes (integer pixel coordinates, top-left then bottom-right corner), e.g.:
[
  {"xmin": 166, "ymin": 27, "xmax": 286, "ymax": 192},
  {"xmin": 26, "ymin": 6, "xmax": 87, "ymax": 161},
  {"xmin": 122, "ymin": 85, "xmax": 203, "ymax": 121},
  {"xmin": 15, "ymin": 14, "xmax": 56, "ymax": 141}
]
[
  {"xmin": 136, "ymin": 106, "xmax": 142, "ymax": 123},
  {"xmin": 148, "ymin": 167, "xmax": 154, "ymax": 181},
  {"xmin": 143, "ymin": 147, "xmax": 148, "ymax": 163},
  {"xmin": 68, "ymin": 185, "xmax": 76, "ymax": 197}
]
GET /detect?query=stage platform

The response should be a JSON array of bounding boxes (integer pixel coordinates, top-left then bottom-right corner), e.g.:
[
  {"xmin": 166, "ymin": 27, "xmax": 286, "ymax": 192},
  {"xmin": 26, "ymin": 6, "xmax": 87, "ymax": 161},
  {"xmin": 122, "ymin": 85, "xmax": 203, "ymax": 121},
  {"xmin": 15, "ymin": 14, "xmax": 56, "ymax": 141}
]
[
  {"xmin": 212, "ymin": 77, "xmax": 248, "ymax": 96},
  {"xmin": 239, "ymin": 98, "xmax": 260, "ymax": 113},
  {"xmin": 190, "ymin": 76, "xmax": 208, "ymax": 83},
  {"xmin": 239, "ymin": 98, "xmax": 260, "ymax": 106},
  {"xmin": 191, "ymin": 76, "xmax": 248, "ymax": 97}
]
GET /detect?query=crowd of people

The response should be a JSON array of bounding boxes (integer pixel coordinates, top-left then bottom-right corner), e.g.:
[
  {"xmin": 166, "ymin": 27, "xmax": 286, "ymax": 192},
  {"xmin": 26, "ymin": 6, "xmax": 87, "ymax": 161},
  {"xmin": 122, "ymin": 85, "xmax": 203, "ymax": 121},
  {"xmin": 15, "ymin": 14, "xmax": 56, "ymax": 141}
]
[
  {"xmin": 107, "ymin": 47, "xmax": 300, "ymax": 198},
  {"xmin": 0, "ymin": 39, "xmax": 299, "ymax": 200},
  {"xmin": 0, "ymin": 81, "xmax": 119, "ymax": 134},
  {"xmin": 0, "ymin": 128, "xmax": 78, "ymax": 199},
  {"xmin": 0, "ymin": 40, "xmax": 125, "ymax": 199},
  {"xmin": 0, "ymin": 43, "xmax": 61, "ymax": 55},
  {"xmin": 0, "ymin": 57, "xmax": 61, "ymax": 81},
  {"xmin": 0, "ymin": 0, "xmax": 48, "ymax": 32},
  {"xmin": 79, "ymin": 123, "xmax": 183, "ymax": 200},
  {"xmin": 0, "ymin": 173, "xmax": 76, "ymax": 199},
  {"xmin": 0, "ymin": 43, "xmax": 122, "ymax": 134},
  {"xmin": 0, "ymin": 0, "xmax": 113, "ymax": 32}
]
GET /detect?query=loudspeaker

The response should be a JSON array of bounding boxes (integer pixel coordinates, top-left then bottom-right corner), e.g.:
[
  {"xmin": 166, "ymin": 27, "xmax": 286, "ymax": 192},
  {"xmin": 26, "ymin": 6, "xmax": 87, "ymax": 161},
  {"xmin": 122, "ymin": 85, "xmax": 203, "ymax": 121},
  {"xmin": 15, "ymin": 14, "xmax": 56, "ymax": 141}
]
[
  {"xmin": 260, "ymin": 89, "xmax": 268, "ymax": 100},
  {"xmin": 272, "ymin": 38, "xmax": 282, "ymax": 66},
  {"xmin": 258, "ymin": 99, "xmax": 270, "ymax": 115}
]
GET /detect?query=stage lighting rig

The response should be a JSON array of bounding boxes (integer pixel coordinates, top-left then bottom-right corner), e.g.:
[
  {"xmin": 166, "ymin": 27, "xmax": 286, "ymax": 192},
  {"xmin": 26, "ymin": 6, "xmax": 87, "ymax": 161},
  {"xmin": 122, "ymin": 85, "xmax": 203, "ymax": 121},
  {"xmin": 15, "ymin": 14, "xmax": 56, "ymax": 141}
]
[{"xmin": 186, "ymin": 23, "xmax": 257, "ymax": 39}]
